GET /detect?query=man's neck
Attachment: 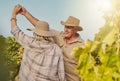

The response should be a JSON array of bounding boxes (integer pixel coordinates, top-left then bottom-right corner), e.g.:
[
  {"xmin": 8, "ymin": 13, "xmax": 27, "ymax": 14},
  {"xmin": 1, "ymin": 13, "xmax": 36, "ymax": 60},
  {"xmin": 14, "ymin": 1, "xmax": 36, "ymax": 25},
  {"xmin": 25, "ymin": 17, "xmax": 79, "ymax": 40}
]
[{"xmin": 65, "ymin": 35, "xmax": 78, "ymax": 44}]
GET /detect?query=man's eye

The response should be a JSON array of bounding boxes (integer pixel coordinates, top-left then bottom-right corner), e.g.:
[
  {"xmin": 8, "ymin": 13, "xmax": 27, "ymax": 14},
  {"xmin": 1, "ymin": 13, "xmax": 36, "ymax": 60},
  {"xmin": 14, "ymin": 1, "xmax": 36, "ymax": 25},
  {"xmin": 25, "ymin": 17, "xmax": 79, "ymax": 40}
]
[{"xmin": 66, "ymin": 26, "xmax": 73, "ymax": 28}]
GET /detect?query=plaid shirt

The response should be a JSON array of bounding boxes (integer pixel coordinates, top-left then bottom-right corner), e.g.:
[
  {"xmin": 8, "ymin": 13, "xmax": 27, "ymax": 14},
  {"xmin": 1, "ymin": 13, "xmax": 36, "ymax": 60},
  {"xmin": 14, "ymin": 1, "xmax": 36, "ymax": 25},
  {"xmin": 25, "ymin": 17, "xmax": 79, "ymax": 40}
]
[{"xmin": 11, "ymin": 27, "xmax": 66, "ymax": 81}]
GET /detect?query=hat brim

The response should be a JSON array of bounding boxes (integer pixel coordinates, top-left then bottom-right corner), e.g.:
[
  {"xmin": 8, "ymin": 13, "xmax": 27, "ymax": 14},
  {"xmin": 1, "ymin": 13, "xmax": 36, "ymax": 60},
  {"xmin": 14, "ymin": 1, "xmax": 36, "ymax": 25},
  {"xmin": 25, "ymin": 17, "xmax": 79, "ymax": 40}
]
[
  {"xmin": 61, "ymin": 21, "xmax": 83, "ymax": 31},
  {"xmin": 27, "ymin": 28, "xmax": 55, "ymax": 37},
  {"xmin": 34, "ymin": 29, "xmax": 55, "ymax": 36}
]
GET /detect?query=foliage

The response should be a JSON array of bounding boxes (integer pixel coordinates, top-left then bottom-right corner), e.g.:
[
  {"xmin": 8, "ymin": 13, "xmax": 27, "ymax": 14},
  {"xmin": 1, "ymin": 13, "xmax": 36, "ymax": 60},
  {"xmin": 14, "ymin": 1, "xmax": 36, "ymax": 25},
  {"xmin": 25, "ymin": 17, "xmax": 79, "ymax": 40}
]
[
  {"xmin": 6, "ymin": 36, "xmax": 23, "ymax": 81},
  {"xmin": 73, "ymin": 38, "xmax": 120, "ymax": 81},
  {"xmin": 0, "ymin": 36, "xmax": 23, "ymax": 81},
  {"xmin": 72, "ymin": 0, "xmax": 120, "ymax": 81},
  {"xmin": 0, "ymin": 35, "xmax": 9, "ymax": 81}
]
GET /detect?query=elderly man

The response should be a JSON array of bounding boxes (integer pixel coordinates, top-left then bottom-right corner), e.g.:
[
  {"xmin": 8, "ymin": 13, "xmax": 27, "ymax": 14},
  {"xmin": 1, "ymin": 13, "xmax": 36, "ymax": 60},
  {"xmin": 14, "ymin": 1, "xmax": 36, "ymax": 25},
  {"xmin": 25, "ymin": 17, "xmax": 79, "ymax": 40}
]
[{"xmin": 17, "ymin": 4, "xmax": 84, "ymax": 81}]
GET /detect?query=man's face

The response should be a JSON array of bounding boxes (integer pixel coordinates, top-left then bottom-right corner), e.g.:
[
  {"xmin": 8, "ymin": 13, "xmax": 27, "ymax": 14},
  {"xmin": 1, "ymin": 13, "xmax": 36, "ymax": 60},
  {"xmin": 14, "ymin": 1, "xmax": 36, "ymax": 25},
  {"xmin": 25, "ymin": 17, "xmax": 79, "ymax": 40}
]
[{"xmin": 64, "ymin": 26, "xmax": 77, "ymax": 39}]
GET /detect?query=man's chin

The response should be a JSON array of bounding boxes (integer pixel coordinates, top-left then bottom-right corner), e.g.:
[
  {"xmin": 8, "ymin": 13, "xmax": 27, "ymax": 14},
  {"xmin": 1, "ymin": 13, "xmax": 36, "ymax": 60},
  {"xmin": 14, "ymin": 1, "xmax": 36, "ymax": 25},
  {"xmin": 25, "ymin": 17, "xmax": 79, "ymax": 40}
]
[{"xmin": 65, "ymin": 36, "xmax": 71, "ymax": 39}]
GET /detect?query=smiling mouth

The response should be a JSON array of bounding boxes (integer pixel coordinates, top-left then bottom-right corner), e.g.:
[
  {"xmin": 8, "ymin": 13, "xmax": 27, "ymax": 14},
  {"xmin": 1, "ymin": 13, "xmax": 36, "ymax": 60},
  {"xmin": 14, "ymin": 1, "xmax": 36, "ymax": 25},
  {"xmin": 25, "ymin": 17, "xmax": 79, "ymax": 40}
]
[{"xmin": 64, "ymin": 32, "xmax": 69, "ymax": 34}]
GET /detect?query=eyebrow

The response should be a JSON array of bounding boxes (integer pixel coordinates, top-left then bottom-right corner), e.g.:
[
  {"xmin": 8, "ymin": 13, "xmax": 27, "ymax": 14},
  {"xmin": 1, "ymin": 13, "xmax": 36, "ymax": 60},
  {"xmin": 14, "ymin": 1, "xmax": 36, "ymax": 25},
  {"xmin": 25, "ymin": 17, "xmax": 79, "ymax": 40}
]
[{"xmin": 65, "ymin": 26, "xmax": 74, "ymax": 28}]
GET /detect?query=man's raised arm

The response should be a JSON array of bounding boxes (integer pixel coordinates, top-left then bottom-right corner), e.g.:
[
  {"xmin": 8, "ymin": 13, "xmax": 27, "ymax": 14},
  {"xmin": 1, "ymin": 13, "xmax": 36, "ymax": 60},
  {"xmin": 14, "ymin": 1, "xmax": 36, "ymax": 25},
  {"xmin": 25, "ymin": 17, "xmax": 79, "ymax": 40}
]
[{"xmin": 19, "ymin": 5, "xmax": 39, "ymax": 26}]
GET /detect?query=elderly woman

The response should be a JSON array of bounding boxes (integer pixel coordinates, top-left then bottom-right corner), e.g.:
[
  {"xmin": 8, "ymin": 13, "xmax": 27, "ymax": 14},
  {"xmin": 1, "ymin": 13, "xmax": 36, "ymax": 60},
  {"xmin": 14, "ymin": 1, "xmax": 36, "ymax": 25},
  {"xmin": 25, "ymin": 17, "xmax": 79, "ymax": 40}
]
[{"xmin": 11, "ymin": 5, "xmax": 66, "ymax": 81}]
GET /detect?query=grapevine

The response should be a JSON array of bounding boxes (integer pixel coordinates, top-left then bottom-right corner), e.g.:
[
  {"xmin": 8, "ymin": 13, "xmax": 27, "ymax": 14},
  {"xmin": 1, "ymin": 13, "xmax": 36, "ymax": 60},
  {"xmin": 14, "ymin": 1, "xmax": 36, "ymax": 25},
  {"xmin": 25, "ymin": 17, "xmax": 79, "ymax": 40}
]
[{"xmin": 72, "ymin": 0, "xmax": 120, "ymax": 81}]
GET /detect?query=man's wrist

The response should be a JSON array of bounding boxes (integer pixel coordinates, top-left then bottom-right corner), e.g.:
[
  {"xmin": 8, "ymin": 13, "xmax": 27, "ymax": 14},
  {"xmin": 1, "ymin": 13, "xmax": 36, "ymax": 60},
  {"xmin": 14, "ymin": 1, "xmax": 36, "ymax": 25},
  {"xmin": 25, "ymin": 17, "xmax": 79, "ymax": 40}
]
[{"xmin": 12, "ymin": 12, "xmax": 17, "ymax": 17}]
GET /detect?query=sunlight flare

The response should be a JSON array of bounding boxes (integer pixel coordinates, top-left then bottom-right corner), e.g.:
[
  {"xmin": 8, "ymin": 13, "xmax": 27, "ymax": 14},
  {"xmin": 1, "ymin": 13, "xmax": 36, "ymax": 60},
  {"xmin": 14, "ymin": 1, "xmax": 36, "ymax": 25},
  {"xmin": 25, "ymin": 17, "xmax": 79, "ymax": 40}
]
[{"xmin": 95, "ymin": 0, "xmax": 112, "ymax": 10}]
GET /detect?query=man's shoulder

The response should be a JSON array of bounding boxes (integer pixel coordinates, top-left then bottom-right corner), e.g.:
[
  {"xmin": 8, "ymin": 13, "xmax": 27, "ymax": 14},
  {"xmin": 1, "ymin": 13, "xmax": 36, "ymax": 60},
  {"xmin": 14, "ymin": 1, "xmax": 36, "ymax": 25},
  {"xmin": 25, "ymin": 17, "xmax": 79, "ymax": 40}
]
[{"xmin": 51, "ymin": 29, "xmax": 64, "ymax": 36}]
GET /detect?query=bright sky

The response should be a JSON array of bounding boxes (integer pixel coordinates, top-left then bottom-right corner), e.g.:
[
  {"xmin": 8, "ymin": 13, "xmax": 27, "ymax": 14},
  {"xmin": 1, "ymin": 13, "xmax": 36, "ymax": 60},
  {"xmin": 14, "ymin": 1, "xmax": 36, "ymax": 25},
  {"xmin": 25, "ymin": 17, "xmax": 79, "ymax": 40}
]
[{"xmin": 0, "ymin": 0, "xmax": 105, "ymax": 40}]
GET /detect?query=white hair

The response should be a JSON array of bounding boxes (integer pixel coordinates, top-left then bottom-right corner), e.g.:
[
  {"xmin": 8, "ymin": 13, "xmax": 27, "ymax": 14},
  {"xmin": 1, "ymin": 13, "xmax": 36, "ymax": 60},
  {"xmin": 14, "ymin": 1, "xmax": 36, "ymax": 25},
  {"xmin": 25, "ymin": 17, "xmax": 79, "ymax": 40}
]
[{"xmin": 33, "ymin": 33, "xmax": 55, "ymax": 43}]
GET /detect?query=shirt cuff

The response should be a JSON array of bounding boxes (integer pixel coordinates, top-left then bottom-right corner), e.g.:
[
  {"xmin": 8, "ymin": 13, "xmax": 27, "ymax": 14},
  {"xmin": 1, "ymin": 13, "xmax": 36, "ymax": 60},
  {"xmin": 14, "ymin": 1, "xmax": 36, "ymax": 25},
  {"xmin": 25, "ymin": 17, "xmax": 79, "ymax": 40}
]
[{"xmin": 11, "ymin": 27, "xmax": 20, "ymax": 35}]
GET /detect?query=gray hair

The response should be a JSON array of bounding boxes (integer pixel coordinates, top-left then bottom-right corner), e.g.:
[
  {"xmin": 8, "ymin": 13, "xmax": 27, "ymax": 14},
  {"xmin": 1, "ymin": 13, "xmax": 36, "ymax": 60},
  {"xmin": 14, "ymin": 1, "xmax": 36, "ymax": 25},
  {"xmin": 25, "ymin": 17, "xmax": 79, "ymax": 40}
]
[{"xmin": 33, "ymin": 33, "xmax": 55, "ymax": 43}]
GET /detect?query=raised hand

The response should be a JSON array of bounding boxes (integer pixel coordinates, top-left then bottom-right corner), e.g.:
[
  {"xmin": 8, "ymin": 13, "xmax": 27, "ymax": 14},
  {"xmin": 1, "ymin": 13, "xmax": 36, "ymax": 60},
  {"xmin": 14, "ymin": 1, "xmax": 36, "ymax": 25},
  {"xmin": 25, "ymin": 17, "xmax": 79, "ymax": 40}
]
[
  {"xmin": 11, "ymin": 4, "xmax": 22, "ymax": 30},
  {"xmin": 18, "ymin": 5, "xmax": 27, "ymax": 15},
  {"xmin": 12, "ymin": 4, "xmax": 22, "ymax": 16},
  {"xmin": 12, "ymin": 4, "xmax": 39, "ymax": 27}
]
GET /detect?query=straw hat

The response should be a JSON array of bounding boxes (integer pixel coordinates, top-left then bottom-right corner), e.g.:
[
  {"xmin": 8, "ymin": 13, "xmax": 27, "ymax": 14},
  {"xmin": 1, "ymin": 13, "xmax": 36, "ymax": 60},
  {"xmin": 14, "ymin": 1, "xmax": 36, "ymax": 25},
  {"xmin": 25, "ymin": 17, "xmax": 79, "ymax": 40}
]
[
  {"xmin": 61, "ymin": 16, "xmax": 83, "ymax": 31},
  {"xmin": 27, "ymin": 21, "xmax": 54, "ymax": 36}
]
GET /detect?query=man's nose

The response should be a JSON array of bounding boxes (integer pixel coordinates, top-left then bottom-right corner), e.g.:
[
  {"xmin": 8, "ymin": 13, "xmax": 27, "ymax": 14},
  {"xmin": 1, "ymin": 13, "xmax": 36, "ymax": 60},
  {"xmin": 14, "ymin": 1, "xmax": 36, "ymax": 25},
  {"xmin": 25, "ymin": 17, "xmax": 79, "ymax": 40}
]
[{"xmin": 64, "ymin": 27, "xmax": 68, "ymax": 32}]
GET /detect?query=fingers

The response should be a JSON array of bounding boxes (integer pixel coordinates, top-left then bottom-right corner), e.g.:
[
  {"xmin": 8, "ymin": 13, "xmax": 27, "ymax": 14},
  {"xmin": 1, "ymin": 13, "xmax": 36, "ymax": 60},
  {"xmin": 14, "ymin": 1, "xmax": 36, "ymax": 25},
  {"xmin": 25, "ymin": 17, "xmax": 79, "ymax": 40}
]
[
  {"xmin": 18, "ymin": 5, "xmax": 27, "ymax": 15},
  {"xmin": 14, "ymin": 4, "xmax": 22, "ymax": 10},
  {"xmin": 12, "ymin": 4, "xmax": 24, "ymax": 17},
  {"xmin": 13, "ymin": 4, "xmax": 23, "ymax": 15},
  {"xmin": 13, "ymin": 4, "xmax": 27, "ymax": 16}
]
